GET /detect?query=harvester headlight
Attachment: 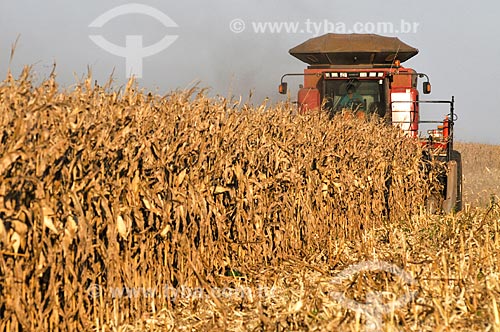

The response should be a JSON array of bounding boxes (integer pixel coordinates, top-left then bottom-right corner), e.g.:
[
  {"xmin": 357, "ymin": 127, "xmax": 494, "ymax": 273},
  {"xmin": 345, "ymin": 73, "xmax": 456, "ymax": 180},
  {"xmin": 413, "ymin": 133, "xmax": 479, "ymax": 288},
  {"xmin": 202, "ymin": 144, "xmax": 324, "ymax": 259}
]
[
  {"xmin": 360, "ymin": 72, "xmax": 368, "ymax": 78},
  {"xmin": 340, "ymin": 72, "xmax": 348, "ymax": 78},
  {"xmin": 369, "ymin": 72, "xmax": 377, "ymax": 77},
  {"xmin": 377, "ymin": 72, "xmax": 384, "ymax": 77},
  {"xmin": 325, "ymin": 73, "xmax": 331, "ymax": 78},
  {"xmin": 331, "ymin": 72, "xmax": 339, "ymax": 78}
]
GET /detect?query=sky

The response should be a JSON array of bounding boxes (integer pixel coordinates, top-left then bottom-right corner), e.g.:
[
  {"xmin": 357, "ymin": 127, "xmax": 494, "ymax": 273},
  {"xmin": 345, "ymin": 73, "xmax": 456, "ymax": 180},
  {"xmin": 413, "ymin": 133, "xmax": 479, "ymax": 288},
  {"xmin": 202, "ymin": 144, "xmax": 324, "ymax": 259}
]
[{"xmin": 1, "ymin": 0, "xmax": 499, "ymax": 144}]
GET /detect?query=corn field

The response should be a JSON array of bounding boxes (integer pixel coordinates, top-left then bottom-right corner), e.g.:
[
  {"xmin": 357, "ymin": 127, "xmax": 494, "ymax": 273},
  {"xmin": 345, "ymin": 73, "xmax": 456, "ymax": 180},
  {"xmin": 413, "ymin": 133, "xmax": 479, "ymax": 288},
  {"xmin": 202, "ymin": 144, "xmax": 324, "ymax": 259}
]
[{"xmin": 0, "ymin": 68, "xmax": 499, "ymax": 331}]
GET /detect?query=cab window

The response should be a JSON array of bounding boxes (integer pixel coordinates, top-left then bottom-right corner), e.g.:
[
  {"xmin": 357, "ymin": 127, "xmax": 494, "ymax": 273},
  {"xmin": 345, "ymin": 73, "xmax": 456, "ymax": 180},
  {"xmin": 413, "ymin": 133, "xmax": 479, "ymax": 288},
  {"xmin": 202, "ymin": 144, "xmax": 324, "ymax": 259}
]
[{"xmin": 323, "ymin": 79, "xmax": 386, "ymax": 117}]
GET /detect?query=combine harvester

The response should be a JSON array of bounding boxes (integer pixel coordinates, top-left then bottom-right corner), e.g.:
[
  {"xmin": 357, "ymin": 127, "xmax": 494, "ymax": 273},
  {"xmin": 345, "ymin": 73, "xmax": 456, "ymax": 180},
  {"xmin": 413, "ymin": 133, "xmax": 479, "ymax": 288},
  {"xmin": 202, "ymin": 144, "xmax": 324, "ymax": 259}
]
[{"xmin": 279, "ymin": 33, "xmax": 461, "ymax": 212}]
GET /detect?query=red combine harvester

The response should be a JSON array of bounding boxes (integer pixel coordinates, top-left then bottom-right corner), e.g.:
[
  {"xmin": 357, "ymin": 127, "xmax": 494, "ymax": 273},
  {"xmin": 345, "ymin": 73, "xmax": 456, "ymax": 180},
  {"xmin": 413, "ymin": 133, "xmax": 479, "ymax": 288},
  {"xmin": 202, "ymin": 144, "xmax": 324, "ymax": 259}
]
[{"xmin": 279, "ymin": 33, "xmax": 462, "ymax": 212}]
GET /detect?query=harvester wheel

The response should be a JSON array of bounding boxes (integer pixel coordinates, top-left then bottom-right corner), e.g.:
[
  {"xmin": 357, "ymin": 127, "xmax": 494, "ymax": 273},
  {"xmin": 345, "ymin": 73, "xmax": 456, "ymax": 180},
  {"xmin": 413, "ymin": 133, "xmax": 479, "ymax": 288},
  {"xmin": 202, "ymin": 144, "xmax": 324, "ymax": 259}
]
[
  {"xmin": 451, "ymin": 150, "xmax": 463, "ymax": 211},
  {"xmin": 442, "ymin": 150, "xmax": 462, "ymax": 213}
]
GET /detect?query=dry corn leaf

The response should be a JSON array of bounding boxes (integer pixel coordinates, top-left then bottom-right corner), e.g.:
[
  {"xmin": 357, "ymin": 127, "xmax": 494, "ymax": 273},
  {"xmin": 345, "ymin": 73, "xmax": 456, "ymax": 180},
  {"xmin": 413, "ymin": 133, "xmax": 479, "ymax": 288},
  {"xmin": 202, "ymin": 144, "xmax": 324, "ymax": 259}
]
[
  {"xmin": 11, "ymin": 220, "xmax": 28, "ymax": 236},
  {"xmin": 0, "ymin": 151, "xmax": 23, "ymax": 175},
  {"xmin": 116, "ymin": 215, "xmax": 128, "ymax": 239},
  {"xmin": 142, "ymin": 197, "xmax": 152, "ymax": 210},
  {"xmin": 213, "ymin": 186, "xmax": 230, "ymax": 194},
  {"xmin": 160, "ymin": 224, "xmax": 171, "ymax": 238},
  {"xmin": 62, "ymin": 215, "xmax": 78, "ymax": 255},
  {"xmin": 42, "ymin": 206, "xmax": 58, "ymax": 234},
  {"xmin": 10, "ymin": 231, "xmax": 23, "ymax": 254},
  {"xmin": 0, "ymin": 219, "xmax": 6, "ymax": 243},
  {"xmin": 36, "ymin": 252, "xmax": 46, "ymax": 272},
  {"xmin": 176, "ymin": 169, "xmax": 187, "ymax": 187}
]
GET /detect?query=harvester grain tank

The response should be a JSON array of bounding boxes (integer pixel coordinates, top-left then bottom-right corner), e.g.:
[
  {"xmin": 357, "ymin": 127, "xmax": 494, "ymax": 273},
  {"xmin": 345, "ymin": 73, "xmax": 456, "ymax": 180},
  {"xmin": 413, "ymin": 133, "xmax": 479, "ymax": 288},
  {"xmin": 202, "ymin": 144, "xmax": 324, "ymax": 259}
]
[{"xmin": 279, "ymin": 33, "xmax": 461, "ymax": 212}]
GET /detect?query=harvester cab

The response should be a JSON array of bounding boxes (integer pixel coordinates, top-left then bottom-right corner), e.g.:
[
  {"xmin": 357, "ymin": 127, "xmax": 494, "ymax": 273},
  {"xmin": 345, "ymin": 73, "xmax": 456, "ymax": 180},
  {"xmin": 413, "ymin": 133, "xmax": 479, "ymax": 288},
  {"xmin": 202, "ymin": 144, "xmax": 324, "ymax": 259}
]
[{"xmin": 279, "ymin": 33, "xmax": 462, "ymax": 213}]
